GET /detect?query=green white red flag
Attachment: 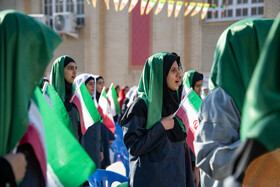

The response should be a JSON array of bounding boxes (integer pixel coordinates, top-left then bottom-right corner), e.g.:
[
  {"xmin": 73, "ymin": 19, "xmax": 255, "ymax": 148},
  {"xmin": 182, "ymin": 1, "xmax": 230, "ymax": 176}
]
[
  {"xmin": 98, "ymin": 87, "xmax": 116, "ymax": 134},
  {"xmin": 33, "ymin": 87, "xmax": 96, "ymax": 186},
  {"xmin": 107, "ymin": 83, "xmax": 121, "ymax": 117},
  {"xmin": 71, "ymin": 82, "xmax": 101, "ymax": 135}
]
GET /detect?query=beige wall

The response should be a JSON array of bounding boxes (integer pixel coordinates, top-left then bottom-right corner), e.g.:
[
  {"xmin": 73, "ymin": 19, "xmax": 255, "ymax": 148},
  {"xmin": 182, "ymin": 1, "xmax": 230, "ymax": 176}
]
[
  {"xmin": 201, "ymin": 21, "xmax": 233, "ymax": 72},
  {"xmin": 264, "ymin": 0, "xmax": 280, "ymax": 19},
  {"xmin": 2, "ymin": 0, "xmax": 280, "ymax": 87}
]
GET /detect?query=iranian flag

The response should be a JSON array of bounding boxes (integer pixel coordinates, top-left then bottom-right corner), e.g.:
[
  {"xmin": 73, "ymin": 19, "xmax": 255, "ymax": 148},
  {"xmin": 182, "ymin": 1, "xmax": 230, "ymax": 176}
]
[
  {"xmin": 19, "ymin": 100, "xmax": 47, "ymax": 182},
  {"xmin": 107, "ymin": 83, "xmax": 121, "ymax": 117},
  {"xmin": 32, "ymin": 87, "xmax": 96, "ymax": 186},
  {"xmin": 71, "ymin": 82, "xmax": 101, "ymax": 135},
  {"xmin": 176, "ymin": 85, "xmax": 202, "ymax": 154},
  {"xmin": 98, "ymin": 87, "xmax": 116, "ymax": 134},
  {"xmin": 42, "ymin": 82, "xmax": 76, "ymax": 136}
]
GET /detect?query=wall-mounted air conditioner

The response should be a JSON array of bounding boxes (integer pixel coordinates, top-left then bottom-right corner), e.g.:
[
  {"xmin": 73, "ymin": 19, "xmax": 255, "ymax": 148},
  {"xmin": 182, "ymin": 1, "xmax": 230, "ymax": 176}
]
[
  {"xmin": 53, "ymin": 12, "xmax": 77, "ymax": 33},
  {"xmin": 29, "ymin": 14, "xmax": 50, "ymax": 26}
]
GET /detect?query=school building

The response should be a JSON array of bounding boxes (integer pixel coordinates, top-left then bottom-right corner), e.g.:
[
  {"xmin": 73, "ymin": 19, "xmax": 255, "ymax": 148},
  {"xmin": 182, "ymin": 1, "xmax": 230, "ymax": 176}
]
[{"xmin": 0, "ymin": 0, "xmax": 279, "ymax": 87}]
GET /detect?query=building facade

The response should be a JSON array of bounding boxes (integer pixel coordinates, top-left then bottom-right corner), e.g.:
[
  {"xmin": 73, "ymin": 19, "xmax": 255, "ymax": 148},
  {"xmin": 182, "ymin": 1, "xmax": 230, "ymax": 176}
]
[{"xmin": 0, "ymin": 0, "xmax": 279, "ymax": 87}]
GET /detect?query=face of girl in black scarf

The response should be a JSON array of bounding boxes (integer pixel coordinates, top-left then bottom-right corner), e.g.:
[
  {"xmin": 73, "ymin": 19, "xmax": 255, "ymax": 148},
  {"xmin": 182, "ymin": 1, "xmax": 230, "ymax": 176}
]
[
  {"xmin": 64, "ymin": 62, "xmax": 77, "ymax": 84},
  {"xmin": 96, "ymin": 78, "xmax": 104, "ymax": 93},
  {"xmin": 167, "ymin": 61, "xmax": 183, "ymax": 91},
  {"xmin": 86, "ymin": 78, "xmax": 95, "ymax": 96},
  {"xmin": 162, "ymin": 54, "xmax": 183, "ymax": 118}
]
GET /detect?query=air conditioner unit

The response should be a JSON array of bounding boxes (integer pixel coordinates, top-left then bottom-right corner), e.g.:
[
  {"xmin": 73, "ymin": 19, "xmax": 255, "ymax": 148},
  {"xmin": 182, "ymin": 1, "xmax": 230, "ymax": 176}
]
[
  {"xmin": 29, "ymin": 14, "xmax": 50, "ymax": 26},
  {"xmin": 53, "ymin": 12, "xmax": 77, "ymax": 33}
]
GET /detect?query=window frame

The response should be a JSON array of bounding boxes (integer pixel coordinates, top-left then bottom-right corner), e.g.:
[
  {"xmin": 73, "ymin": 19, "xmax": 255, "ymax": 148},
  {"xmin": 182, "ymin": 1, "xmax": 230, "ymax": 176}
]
[
  {"xmin": 43, "ymin": 0, "xmax": 84, "ymax": 27},
  {"xmin": 204, "ymin": 0, "xmax": 264, "ymax": 22}
]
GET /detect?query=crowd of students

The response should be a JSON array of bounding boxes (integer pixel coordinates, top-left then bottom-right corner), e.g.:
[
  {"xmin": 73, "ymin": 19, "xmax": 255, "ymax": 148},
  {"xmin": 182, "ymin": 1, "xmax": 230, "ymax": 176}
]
[{"xmin": 1, "ymin": 9, "xmax": 280, "ymax": 187}]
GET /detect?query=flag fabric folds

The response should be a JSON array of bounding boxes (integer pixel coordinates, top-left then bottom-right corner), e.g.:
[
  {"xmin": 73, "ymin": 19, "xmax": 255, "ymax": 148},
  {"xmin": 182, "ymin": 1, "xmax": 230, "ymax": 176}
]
[
  {"xmin": 19, "ymin": 100, "xmax": 48, "ymax": 181},
  {"xmin": 71, "ymin": 82, "xmax": 101, "ymax": 135},
  {"xmin": 98, "ymin": 87, "xmax": 116, "ymax": 134},
  {"xmin": 42, "ymin": 82, "xmax": 76, "ymax": 136},
  {"xmin": 107, "ymin": 83, "xmax": 121, "ymax": 117},
  {"xmin": 33, "ymin": 87, "xmax": 96, "ymax": 186},
  {"xmin": 176, "ymin": 73, "xmax": 202, "ymax": 153}
]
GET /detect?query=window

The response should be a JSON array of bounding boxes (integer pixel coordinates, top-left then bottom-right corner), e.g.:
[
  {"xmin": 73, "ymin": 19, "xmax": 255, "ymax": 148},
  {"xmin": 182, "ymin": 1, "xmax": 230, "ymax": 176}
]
[
  {"xmin": 43, "ymin": 0, "xmax": 84, "ymax": 27},
  {"xmin": 205, "ymin": 0, "xmax": 264, "ymax": 22}
]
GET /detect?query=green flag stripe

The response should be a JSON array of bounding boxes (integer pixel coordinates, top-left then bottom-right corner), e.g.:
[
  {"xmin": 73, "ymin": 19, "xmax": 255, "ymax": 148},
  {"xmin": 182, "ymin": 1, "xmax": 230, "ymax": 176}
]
[
  {"xmin": 188, "ymin": 90, "xmax": 202, "ymax": 113},
  {"xmin": 45, "ymin": 84, "xmax": 76, "ymax": 136},
  {"xmin": 33, "ymin": 87, "xmax": 96, "ymax": 186},
  {"xmin": 110, "ymin": 84, "xmax": 121, "ymax": 114},
  {"xmin": 80, "ymin": 83, "xmax": 101, "ymax": 123}
]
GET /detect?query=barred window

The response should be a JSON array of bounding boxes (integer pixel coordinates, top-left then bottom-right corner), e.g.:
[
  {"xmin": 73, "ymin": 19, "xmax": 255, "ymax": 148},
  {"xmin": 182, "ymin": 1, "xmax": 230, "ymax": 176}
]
[
  {"xmin": 205, "ymin": 0, "xmax": 264, "ymax": 22},
  {"xmin": 43, "ymin": 0, "xmax": 84, "ymax": 27}
]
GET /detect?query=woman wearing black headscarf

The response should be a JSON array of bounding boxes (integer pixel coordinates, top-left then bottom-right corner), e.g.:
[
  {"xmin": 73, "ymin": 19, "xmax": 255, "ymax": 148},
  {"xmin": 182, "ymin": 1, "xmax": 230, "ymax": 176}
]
[
  {"xmin": 50, "ymin": 55, "xmax": 81, "ymax": 142},
  {"xmin": 121, "ymin": 52, "xmax": 187, "ymax": 186}
]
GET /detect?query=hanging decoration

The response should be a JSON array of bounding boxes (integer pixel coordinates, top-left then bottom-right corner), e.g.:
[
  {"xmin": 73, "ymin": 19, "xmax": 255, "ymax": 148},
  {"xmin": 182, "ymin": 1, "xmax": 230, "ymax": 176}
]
[
  {"xmin": 184, "ymin": 2, "xmax": 196, "ymax": 16},
  {"xmin": 114, "ymin": 0, "xmax": 120, "ymax": 11},
  {"xmin": 119, "ymin": 0, "xmax": 129, "ymax": 11},
  {"xmin": 174, "ymin": 1, "xmax": 183, "ymax": 18},
  {"xmin": 128, "ymin": 0, "xmax": 139, "ymax": 12},
  {"xmin": 146, "ymin": 0, "xmax": 157, "ymax": 15},
  {"xmin": 155, "ymin": 0, "xmax": 166, "ymax": 15},
  {"xmin": 86, "ymin": 0, "xmax": 211, "ymax": 19},
  {"xmin": 191, "ymin": 3, "xmax": 203, "ymax": 16},
  {"xmin": 220, "ymin": 4, "xmax": 225, "ymax": 17},
  {"xmin": 212, "ymin": 4, "xmax": 217, "ymax": 18},
  {"xmin": 167, "ymin": 1, "xmax": 175, "ymax": 17},
  {"xmin": 104, "ymin": 0, "xmax": 110, "ymax": 10},
  {"xmin": 92, "ymin": 0, "xmax": 97, "ymax": 8},
  {"xmin": 140, "ymin": 0, "xmax": 148, "ymax": 15},
  {"xmin": 201, "ymin": 3, "xmax": 210, "ymax": 20}
]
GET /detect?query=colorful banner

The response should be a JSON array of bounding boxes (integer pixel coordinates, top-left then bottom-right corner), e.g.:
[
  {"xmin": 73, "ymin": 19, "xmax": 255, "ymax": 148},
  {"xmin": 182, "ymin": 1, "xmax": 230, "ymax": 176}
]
[
  {"xmin": 128, "ymin": 0, "xmax": 139, "ymax": 12},
  {"xmin": 155, "ymin": 0, "xmax": 165, "ymax": 15},
  {"xmin": 92, "ymin": 0, "xmax": 97, "ymax": 8},
  {"xmin": 174, "ymin": 1, "xmax": 183, "ymax": 18},
  {"xmin": 201, "ymin": 3, "xmax": 210, "ymax": 20},
  {"xmin": 114, "ymin": 0, "xmax": 120, "ymax": 11},
  {"xmin": 184, "ymin": 2, "xmax": 196, "ymax": 16},
  {"xmin": 104, "ymin": 0, "xmax": 110, "ymax": 10},
  {"xmin": 140, "ymin": 0, "xmax": 148, "ymax": 15},
  {"xmin": 119, "ymin": 0, "xmax": 129, "ymax": 11},
  {"xmin": 146, "ymin": 0, "xmax": 157, "ymax": 15},
  {"xmin": 167, "ymin": 1, "xmax": 175, "ymax": 17},
  {"xmin": 191, "ymin": 3, "xmax": 203, "ymax": 17}
]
